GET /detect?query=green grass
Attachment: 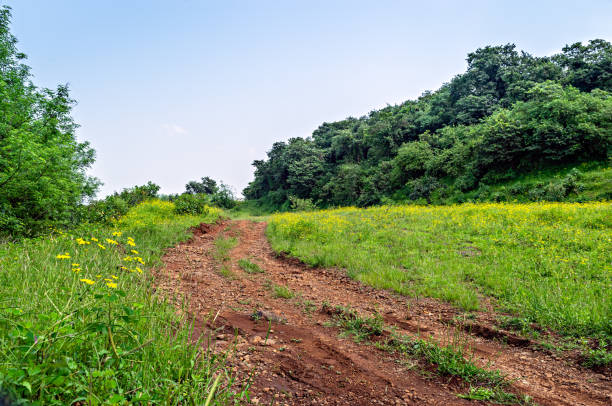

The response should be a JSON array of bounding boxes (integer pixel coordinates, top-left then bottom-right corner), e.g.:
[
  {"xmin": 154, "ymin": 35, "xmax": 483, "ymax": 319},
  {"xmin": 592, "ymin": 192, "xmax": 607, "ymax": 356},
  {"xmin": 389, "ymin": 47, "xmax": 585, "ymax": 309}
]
[
  {"xmin": 0, "ymin": 200, "xmax": 249, "ymax": 405},
  {"xmin": 328, "ymin": 305, "xmax": 529, "ymax": 404},
  {"xmin": 268, "ymin": 202, "xmax": 612, "ymax": 341},
  {"xmin": 326, "ymin": 305, "xmax": 384, "ymax": 342},
  {"xmin": 213, "ymin": 235, "xmax": 238, "ymax": 263},
  {"xmin": 237, "ymin": 258, "xmax": 265, "ymax": 274},
  {"xmin": 273, "ymin": 285, "xmax": 294, "ymax": 299}
]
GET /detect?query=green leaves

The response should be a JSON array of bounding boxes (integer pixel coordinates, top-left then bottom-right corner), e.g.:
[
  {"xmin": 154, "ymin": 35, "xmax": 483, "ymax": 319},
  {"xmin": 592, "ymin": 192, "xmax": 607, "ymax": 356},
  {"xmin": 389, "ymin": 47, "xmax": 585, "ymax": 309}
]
[{"xmin": 0, "ymin": 7, "xmax": 98, "ymax": 237}]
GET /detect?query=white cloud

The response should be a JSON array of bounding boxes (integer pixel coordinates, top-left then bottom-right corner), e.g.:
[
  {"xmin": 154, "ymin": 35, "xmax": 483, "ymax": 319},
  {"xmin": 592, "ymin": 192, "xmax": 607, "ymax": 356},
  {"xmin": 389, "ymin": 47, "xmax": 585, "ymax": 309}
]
[{"xmin": 163, "ymin": 123, "xmax": 188, "ymax": 136}]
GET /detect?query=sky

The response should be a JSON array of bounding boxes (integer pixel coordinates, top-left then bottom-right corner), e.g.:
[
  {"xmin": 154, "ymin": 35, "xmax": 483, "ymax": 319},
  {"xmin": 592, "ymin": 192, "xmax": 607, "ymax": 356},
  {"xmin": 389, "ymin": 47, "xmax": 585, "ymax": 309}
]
[{"xmin": 5, "ymin": 0, "xmax": 612, "ymax": 197}]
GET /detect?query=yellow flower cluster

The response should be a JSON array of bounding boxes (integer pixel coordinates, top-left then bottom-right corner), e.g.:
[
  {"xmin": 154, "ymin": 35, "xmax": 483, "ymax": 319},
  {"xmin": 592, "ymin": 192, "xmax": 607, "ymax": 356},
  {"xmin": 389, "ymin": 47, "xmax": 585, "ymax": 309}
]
[{"xmin": 64, "ymin": 233, "xmax": 145, "ymax": 291}]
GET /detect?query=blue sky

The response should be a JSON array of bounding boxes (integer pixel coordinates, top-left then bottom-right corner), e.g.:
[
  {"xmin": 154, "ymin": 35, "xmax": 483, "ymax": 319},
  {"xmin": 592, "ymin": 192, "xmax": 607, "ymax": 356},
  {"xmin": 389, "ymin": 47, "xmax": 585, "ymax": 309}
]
[{"xmin": 6, "ymin": 0, "xmax": 612, "ymax": 197}]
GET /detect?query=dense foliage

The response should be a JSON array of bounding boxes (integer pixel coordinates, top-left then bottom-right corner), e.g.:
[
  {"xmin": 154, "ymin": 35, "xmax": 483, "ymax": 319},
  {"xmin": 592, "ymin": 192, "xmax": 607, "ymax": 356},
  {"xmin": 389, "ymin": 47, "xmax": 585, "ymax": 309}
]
[
  {"xmin": 244, "ymin": 40, "xmax": 612, "ymax": 208},
  {"xmin": 0, "ymin": 7, "xmax": 98, "ymax": 236}
]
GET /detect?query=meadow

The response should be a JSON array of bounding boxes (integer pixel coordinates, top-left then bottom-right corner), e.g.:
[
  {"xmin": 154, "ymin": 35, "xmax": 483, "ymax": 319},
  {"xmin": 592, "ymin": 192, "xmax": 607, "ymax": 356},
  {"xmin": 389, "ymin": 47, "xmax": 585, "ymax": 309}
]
[
  {"xmin": 268, "ymin": 202, "xmax": 612, "ymax": 340},
  {"xmin": 0, "ymin": 201, "xmax": 248, "ymax": 405}
]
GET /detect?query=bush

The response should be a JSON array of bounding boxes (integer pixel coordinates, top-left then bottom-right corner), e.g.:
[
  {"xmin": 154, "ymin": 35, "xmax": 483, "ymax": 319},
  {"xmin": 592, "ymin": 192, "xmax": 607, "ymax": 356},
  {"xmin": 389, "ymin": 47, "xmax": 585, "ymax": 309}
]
[
  {"xmin": 79, "ymin": 196, "xmax": 129, "ymax": 224},
  {"xmin": 173, "ymin": 193, "xmax": 211, "ymax": 215},
  {"xmin": 288, "ymin": 195, "xmax": 317, "ymax": 212},
  {"xmin": 211, "ymin": 183, "xmax": 237, "ymax": 209}
]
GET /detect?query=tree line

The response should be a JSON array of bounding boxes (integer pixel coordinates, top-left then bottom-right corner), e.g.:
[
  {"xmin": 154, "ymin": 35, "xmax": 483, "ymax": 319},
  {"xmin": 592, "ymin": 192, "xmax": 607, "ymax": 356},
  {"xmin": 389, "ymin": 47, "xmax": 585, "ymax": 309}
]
[{"xmin": 243, "ymin": 40, "xmax": 612, "ymax": 209}]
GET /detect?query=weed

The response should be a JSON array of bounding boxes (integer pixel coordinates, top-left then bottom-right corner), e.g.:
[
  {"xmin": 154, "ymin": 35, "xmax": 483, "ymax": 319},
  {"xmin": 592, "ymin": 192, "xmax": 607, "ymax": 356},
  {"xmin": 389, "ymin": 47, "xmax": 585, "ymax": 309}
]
[
  {"xmin": 582, "ymin": 341, "xmax": 612, "ymax": 368},
  {"xmin": 238, "ymin": 258, "xmax": 265, "ymax": 274},
  {"xmin": 273, "ymin": 285, "xmax": 294, "ymax": 299},
  {"xmin": 213, "ymin": 235, "xmax": 238, "ymax": 262},
  {"xmin": 219, "ymin": 265, "xmax": 236, "ymax": 279},
  {"xmin": 330, "ymin": 306, "xmax": 384, "ymax": 342}
]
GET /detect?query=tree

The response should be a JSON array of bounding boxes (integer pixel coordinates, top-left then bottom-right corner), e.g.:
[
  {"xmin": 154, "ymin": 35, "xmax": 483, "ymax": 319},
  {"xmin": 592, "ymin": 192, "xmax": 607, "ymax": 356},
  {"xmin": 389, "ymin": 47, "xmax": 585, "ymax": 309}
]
[
  {"xmin": 0, "ymin": 7, "xmax": 98, "ymax": 235},
  {"xmin": 555, "ymin": 39, "xmax": 612, "ymax": 92},
  {"xmin": 185, "ymin": 176, "xmax": 218, "ymax": 195}
]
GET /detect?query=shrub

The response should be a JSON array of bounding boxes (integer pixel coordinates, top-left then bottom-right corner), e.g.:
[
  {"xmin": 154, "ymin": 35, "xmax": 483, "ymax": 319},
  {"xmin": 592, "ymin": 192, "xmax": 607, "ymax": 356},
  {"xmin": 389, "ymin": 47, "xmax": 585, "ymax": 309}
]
[
  {"xmin": 173, "ymin": 193, "xmax": 211, "ymax": 215},
  {"xmin": 288, "ymin": 196, "xmax": 317, "ymax": 212}
]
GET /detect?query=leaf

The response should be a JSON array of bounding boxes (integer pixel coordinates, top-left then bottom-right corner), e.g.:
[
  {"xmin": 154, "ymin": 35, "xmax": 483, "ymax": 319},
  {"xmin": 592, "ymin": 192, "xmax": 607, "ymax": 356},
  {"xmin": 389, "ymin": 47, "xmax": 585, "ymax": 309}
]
[
  {"xmin": 21, "ymin": 381, "xmax": 32, "ymax": 393},
  {"xmin": 108, "ymin": 393, "xmax": 124, "ymax": 404}
]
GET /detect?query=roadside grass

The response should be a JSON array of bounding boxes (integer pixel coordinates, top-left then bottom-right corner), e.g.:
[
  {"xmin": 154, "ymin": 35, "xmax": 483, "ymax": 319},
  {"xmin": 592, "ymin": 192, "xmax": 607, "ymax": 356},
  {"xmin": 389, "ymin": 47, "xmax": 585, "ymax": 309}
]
[
  {"xmin": 237, "ymin": 258, "xmax": 265, "ymax": 274},
  {"xmin": 268, "ymin": 202, "xmax": 611, "ymax": 344},
  {"xmin": 0, "ymin": 200, "xmax": 249, "ymax": 405}
]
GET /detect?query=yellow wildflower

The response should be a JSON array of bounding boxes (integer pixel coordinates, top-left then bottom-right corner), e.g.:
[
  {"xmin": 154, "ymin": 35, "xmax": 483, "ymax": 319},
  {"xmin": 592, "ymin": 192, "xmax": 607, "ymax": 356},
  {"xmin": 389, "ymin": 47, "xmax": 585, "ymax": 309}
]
[
  {"xmin": 112, "ymin": 231, "xmax": 122, "ymax": 237},
  {"xmin": 105, "ymin": 239, "xmax": 118, "ymax": 245},
  {"xmin": 80, "ymin": 278, "xmax": 95, "ymax": 285},
  {"xmin": 111, "ymin": 275, "xmax": 118, "ymax": 279},
  {"xmin": 135, "ymin": 267, "xmax": 143, "ymax": 274},
  {"xmin": 91, "ymin": 237, "xmax": 98, "ymax": 242},
  {"xmin": 131, "ymin": 250, "xmax": 138, "ymax": 255},
  {"xmin": 97, "ymin": 244, "xmax": 106, "ymax": 250},
  {"xmin": 106, "ymin": 282, "xmax": 117, "ymax": 289},
  {"xmin": 56, "ymin": 253, "xmax": 70, "ymax": 259}
]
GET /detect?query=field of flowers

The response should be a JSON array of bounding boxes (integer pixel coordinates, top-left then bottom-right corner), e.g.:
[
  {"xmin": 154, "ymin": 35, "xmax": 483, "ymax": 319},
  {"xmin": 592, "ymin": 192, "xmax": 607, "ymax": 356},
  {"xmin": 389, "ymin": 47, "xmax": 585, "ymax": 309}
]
[
  {"xmin": 268, "ymin": 202, "xmax": 611, "ymax": 339},
  {"xmin": 0, "ymin": 200, "xmax": 246, "ymax": 405}
]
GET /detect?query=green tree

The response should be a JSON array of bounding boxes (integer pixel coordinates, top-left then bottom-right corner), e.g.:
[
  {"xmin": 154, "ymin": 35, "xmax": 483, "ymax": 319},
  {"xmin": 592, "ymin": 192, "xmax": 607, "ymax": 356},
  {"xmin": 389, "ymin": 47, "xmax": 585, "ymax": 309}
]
[
  {"xmin": 0, "ymin": 7, "xmax": 98, "ymax": 235},
  {"xmin": 185, "ymin": 176, "xmax": 218, "ymax": 195}
]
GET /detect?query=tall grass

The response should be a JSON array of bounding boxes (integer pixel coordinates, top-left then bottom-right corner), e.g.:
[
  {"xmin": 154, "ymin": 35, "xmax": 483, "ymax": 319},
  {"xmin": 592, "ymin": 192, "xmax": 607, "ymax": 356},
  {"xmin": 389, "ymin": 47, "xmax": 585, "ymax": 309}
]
[
  {"xmin": 0, "ymin": 200, "xmax": 248, "ymax": 405},
  {"xmin": 268, "ymin": 202, "xmax": 611, "ymax": 339}
]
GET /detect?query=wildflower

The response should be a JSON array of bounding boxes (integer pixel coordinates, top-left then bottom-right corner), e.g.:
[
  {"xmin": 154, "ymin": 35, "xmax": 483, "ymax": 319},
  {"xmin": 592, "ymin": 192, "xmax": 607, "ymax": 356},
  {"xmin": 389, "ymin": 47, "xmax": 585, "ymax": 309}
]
[
  {"xmin": 72, "ymin": 268, "xmax": 81, "ymax": 273},
  {"xmin": 135, "ymin": 257, "xmax": 145, "ymax": 265},
  {"xmin": 96, "ymin": 275, "xmax": 102, "ymax": 278},
  {"xmin": 91, "ymin": 237, "xmax": 98, "ymax": 242},
  {"xmin": 135, "ymin": 267, "xmax": 143, "ymax": 274},
  {"xmin": 131, "ymin": 250, "xmax": 138, "ymax": 255},
  {"xmin": 76, "ymin": 238, "xmax": 90, "ymax": 245},
  {"xmin": 80, "ymin": 278, "xmax": 95, "ymax": 285},
  {"xmin": 112, "ymin": 231, "xmax": 122, "ymax": 237},
  {"xmin": 111, "ymin": 275, "xmax": 118, "ymax": 279},
  {"xmin": 127, "ymin": 240, "xmax": 136, "ymax": 247},
  {"xmin": 97, "ymin": 244, "xmax": 106, "ymax": 250},
  {"xmin": 106, "ymin": 282, "xmax": 117, "ymax": 289},
  {"xmin": 56, "ymin": 253, "xmax": 70, "ymax": 259},
  {"xmin": 105, "ymin": 239, "xmax": 118, "ymax": 245},
  {"xmin": 72, "ymin": 263, "xmax": 80, "ymax": 267},
  {"xmin": 123, "ymin": 256, "xmax": 133, "ymax": 262}
]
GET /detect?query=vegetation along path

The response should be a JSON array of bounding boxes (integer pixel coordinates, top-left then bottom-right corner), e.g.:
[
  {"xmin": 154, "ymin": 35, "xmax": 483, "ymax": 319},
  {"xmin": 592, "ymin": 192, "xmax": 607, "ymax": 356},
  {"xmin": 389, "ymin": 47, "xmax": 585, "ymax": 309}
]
[{"xmin": 156, "ymin": 220, "xmax": 610, "ymax": 405}]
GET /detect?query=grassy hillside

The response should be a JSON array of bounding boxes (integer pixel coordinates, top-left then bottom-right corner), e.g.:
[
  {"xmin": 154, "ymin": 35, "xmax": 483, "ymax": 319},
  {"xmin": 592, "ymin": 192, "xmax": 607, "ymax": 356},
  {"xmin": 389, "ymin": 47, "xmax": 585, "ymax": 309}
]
[
  {"xmin": 268, "ymin": 202, "xmax": 611, "ymax": 340},
  {"xmin": 0, "ymin": 201, "xmax": 247, "ymax": 405}
]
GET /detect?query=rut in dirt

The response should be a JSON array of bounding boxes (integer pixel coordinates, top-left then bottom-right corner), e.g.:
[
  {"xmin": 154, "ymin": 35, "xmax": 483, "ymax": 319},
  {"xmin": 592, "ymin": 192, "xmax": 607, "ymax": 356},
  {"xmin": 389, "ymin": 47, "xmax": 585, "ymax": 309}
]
[{"xmin": 156, "ymin": 220, "xmax": 611, "ymax": 406}]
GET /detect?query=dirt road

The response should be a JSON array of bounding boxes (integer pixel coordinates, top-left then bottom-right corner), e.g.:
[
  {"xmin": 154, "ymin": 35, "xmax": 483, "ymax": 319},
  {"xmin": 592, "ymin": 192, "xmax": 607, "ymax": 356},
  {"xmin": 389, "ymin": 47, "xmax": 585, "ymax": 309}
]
[{"xmin": 156, "ymin": 220, "xmax": 611, "ymax": 405}]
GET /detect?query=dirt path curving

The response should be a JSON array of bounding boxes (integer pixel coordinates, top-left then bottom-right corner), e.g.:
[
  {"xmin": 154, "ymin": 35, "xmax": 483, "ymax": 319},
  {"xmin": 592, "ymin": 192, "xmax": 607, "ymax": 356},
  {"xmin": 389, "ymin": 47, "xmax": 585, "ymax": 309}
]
[{"xmin": 156, "ymin": 220, "xmax": 611, "ymax": 405}]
